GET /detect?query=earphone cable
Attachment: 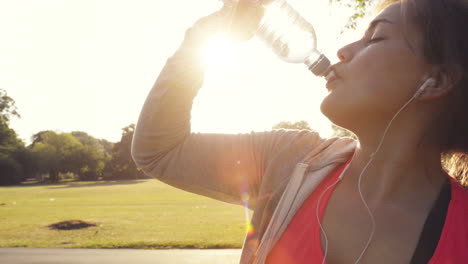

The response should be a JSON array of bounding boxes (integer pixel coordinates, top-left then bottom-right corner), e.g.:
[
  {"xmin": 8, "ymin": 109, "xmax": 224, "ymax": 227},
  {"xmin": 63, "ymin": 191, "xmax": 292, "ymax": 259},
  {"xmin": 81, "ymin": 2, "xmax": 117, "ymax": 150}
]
[
  {"xmin": 353, "ymin": 90, "xmax": 419, "ymax": 263},
  {"xmin": 316, "ymin": 170, "xmax": 346, "ymax": 264},
  {"xmin": 317, "ymin": 91, "xmax": 420, "ymax": 264}
]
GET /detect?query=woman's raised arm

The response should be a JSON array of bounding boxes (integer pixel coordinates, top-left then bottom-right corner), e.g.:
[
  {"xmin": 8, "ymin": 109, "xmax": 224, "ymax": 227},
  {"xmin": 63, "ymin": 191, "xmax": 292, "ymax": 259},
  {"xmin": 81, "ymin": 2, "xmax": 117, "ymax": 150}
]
[{"xmin": 131, "ymin": 7, "xmax": 324, "ymax": 207}]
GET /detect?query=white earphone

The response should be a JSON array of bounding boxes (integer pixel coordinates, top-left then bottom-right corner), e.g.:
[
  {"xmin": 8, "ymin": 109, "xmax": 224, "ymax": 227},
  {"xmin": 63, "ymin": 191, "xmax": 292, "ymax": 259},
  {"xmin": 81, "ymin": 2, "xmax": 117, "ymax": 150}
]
[{"xmin": 414, "ymin": 78, "xmax": 436, "ymax": 98}]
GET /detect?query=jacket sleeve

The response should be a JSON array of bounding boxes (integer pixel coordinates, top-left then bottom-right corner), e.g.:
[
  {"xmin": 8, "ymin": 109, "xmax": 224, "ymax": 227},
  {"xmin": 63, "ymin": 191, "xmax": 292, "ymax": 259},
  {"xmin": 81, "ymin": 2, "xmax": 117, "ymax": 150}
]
[{"xmin": 131, "ymin": 17, "xmax": 324, "ymax": 207}]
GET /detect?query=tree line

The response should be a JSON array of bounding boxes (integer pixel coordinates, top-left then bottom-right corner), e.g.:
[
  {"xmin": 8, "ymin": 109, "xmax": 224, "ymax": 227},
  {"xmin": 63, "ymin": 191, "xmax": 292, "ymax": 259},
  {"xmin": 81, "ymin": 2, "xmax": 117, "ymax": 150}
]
[
  {"xmin": 0, "ymin": 89, "xmax": 356, "ymax": 186},
  {"xmin": 0, "ymin": 89, "xmax": 147, "ymax": 185}
]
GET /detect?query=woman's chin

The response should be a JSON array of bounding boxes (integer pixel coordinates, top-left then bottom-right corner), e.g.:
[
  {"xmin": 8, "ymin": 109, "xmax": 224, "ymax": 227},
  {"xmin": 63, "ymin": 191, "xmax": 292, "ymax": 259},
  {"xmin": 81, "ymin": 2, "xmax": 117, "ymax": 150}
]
[
  {"xmin": 320, "ymin": 96, "xmax": 352, "ymax": 131},
  {"xmin": 320, "ymin": 94, "xmax": 338, "ymax": 120}
]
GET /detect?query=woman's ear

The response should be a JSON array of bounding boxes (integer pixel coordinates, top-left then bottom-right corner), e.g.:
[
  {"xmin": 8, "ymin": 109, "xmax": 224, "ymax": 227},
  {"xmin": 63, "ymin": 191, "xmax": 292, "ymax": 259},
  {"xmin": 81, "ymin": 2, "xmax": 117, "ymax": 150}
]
[{"xmin": 417, "ymin": 65, "xmax": 462, "ymax": 100}]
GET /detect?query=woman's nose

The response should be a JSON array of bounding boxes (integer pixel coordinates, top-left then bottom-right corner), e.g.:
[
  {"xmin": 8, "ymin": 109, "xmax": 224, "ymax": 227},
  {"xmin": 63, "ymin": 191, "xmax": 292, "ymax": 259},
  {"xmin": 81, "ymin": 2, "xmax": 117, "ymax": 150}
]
[{"xmin": 336, "ymin": 43, "xmax": 352, "ymax": 62}]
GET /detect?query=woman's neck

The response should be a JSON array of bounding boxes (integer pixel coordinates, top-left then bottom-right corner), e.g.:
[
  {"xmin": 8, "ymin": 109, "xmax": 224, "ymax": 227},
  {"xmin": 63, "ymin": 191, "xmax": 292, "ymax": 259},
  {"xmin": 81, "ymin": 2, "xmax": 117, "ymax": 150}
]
[{"xmin": 342, "ymin": 121, "xmax": 447, "ymax": 210}]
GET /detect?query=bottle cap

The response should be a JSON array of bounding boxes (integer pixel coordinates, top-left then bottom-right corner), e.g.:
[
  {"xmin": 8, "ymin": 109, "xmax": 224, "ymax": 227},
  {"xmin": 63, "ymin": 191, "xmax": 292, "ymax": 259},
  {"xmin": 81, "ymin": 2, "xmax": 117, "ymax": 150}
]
[{"xmin": 308, "ymin": 54, "xmax": 331, "ymax": 77}]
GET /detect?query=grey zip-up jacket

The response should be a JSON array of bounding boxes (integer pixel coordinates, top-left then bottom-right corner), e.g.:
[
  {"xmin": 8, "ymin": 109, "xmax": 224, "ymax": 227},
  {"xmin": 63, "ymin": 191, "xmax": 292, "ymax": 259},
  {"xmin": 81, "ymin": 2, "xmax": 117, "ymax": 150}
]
[{"xmin": 131, "ymin": 26, "xmax": 357, "ymax": 264}]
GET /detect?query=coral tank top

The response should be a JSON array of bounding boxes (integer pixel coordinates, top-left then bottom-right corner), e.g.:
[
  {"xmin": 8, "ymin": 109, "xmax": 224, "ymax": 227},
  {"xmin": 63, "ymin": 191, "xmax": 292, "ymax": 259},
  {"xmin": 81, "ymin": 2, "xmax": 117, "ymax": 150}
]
[{"xmin": 266, "ymin": 158, "xmax": 467, "ymax": 264}]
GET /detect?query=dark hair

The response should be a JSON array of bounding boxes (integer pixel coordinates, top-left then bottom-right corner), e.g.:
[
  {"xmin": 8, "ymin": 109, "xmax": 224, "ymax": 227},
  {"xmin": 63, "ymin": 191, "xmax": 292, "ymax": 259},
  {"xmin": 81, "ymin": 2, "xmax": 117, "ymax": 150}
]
[{"xmin": 377, "ymin": 0, "xmax": 468, "ymax": 188}]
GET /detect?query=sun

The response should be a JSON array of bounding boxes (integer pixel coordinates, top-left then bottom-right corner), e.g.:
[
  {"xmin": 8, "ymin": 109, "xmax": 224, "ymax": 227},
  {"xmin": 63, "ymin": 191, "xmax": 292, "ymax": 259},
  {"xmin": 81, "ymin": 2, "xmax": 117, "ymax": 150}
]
[
  {"xmin": 194, "ymin": 35, "xmax": 261, "ymax": 133},
  {"xmin": 191, "ymin": 0, "xmax": 352, "ymax": 136},
  {"xmin": 202, "ymin": 34, "xmax": 240, "ymax": 72}
]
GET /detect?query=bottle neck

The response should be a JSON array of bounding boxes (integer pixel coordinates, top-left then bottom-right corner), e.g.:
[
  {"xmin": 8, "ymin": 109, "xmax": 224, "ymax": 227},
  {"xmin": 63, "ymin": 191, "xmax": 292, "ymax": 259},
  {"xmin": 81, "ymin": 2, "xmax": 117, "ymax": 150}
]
[{"xmin": 306, "ymin": 54, "xmax": 331, "ymax": 77}]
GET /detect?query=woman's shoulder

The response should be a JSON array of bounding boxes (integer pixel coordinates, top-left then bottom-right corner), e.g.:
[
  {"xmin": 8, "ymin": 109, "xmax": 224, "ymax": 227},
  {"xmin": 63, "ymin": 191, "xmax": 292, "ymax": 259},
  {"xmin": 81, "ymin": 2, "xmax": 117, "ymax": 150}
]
[{"xmin": 271, "ymin": 129, "xmax": 357, "ymax": 155}]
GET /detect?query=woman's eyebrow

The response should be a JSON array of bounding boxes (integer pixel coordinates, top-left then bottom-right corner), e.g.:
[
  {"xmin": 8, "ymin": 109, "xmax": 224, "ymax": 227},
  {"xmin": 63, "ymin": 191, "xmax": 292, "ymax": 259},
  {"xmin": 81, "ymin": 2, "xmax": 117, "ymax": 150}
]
[{"xmin": 365, "ymin": 18, "xmax": 395, "ymax": 34}]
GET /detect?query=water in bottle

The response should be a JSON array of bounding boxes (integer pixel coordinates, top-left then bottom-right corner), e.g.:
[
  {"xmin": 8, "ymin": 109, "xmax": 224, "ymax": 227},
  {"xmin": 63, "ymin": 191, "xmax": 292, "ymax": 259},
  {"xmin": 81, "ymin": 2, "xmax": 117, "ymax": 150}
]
[{"xmin": 223, "ymin": 0, "xmax": 331, "ymax": 77}]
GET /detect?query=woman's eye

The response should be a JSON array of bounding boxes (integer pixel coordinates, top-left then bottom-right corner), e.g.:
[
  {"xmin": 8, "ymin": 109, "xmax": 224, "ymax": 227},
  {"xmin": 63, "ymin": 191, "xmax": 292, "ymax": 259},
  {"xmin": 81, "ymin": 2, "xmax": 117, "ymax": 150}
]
[{"xmin": 367, "ymin": 37, "xmax": 384, "ymax": 44}]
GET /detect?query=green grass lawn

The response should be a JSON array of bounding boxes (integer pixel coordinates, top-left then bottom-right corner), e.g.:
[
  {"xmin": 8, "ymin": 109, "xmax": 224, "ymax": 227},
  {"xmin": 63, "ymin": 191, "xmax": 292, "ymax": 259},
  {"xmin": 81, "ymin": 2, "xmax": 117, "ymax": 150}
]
[{"xmin": 0, "ymin": 180, "xmax": 247, "ymax": 249}]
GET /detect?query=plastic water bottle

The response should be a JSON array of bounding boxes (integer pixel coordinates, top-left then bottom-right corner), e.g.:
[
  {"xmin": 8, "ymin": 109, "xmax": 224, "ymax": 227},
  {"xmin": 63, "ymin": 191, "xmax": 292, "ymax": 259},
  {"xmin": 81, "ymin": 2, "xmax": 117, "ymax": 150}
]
[{"xmin": 221, "ymin": 0, "xmax": 331, "ymax": 77}]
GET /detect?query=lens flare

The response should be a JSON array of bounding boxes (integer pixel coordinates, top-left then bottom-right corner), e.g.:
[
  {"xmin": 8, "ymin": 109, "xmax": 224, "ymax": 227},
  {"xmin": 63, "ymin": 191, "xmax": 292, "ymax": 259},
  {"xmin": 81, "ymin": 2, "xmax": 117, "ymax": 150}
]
[
  {"xmin": 241, "ymin": 189, "xmax": 254, "ymax": 237},
  {"xmin": 246, "ymin": 222, "xmax": 255, "ymax": 236},
  {"xmin": 243, "ymin": 200, "xmax": 254, "ymax": 236}
]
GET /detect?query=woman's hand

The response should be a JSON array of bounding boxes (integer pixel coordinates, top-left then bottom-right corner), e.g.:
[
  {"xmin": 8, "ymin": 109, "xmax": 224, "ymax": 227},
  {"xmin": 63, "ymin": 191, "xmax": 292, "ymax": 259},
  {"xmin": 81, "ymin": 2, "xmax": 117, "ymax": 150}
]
[
  {"xmin": 227, "ymin": 0, "xmax": 265, "ymax": 41},
  {"xmin": 180, "ymin": 1, "xmax": 264, "ymax": 50},
  {"xmin": 171, "ymin": 1, "xmax": 264, "ymax": 73}
]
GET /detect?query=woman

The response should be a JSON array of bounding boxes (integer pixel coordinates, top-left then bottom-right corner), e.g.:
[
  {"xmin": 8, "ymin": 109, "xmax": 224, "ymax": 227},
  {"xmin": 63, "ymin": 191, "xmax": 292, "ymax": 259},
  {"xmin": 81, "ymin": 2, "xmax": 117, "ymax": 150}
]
[{"xmin": 131, "ymin": 0, "xmax": 468, "ymax": 263}]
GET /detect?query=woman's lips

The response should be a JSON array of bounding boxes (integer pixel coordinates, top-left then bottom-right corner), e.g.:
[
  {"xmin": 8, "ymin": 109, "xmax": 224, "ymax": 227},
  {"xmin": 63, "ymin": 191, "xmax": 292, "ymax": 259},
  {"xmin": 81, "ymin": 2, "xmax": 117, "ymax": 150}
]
[{"xmin": 325, "ymin": 70, "xmax": 340, "ymax": 90}]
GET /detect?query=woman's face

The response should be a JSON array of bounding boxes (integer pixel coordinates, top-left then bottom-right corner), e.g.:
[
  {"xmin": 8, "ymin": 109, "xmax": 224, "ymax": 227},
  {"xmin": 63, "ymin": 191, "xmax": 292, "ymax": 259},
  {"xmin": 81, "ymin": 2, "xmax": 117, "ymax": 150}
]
[{"xmin": 321, "ymin": 2, "xmax": 431, "ymax": 133}]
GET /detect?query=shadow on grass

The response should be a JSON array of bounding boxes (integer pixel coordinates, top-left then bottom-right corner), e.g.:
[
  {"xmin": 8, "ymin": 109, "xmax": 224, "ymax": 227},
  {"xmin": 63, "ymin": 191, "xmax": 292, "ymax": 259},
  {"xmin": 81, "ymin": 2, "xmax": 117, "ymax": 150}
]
[
  {"xmin": 83, "ymin": 241, "xmax": 242, "ymax": 249},
  {"xmin": 47, "ymin": 180, "xmax": 150, "ymax": 189},
  {"xmin": 1, "ymin": 180, "xmax": 152, "ymax": 189}
]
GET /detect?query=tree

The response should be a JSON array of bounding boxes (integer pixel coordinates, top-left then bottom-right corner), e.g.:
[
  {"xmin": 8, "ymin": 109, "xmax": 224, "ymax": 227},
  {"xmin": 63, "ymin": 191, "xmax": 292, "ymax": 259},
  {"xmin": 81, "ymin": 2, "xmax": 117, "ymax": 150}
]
[
  {"xmin": 0, "ymin": 125, "xmax": 27, "ymax": 185},
  {"xmin": 71, "ymin": 131, "xmax": 107, "ymax": 180},
  {"xmin": 31, "ymin": 130, "xmax": 50, "ymax": 146},
  {"xmin": 331, "ymin": 123, "xmax": 357, "ymax": 140},
  {"xmin": 0, "ymin": 153, "xmax": 23, "ymax": 185},
  {"xmin": 0, "ymin": 89, "xmax": 20, "ymax": 123},
  {"xmin": 0, "ymin": 89, "xmax": 27, "ymax": 185},
  {"xmin": 30, "ymin": 131, "xmax": 82, "ymax": 182},
  {"xmin": 272, "ymin": 120, "xmax": 313, "ymax": 130},
  {"xmin": 331, "ymin": 0, "xmax": 375, "ymax": 29},
  {"xmin": 0, "ymin": 120, "xmax": 24, "ymax": 149},
  {"xmin": 30, "ymin": 130, "xmax": 112, "ymax": 182},
  {"xmin": 106, "ymin": 124, "xmax": 147, "ymax": 180},
  {"xmin": 98, "ymin": 139, "xmax": 114, "ymax": 159}
]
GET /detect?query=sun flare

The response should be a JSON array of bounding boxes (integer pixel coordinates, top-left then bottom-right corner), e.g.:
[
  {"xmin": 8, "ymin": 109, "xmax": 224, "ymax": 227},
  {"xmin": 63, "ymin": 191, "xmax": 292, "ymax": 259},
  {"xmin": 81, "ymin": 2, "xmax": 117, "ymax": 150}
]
[
  {"xmin": 202, "ymin": 35, "xmax": 243, "ymax": 73},
  {"xmin": 191, "ymin": 0, "xmax": 352, "ymax": 136}
]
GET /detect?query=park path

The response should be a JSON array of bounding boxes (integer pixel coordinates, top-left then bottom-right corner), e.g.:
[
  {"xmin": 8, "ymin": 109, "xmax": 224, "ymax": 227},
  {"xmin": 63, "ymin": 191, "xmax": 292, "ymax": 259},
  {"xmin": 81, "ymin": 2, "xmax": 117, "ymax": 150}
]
[{"xmin": 0, "ymin": 248, "xmax": 241, "ymax": 264}]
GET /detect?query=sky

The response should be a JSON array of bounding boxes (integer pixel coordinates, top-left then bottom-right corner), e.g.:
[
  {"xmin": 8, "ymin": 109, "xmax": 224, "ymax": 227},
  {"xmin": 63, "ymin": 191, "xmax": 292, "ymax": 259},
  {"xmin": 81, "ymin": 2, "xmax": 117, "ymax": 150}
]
[{"xmin": 1, "ymin": 0, "xmax": 360, "ymax": 144}]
